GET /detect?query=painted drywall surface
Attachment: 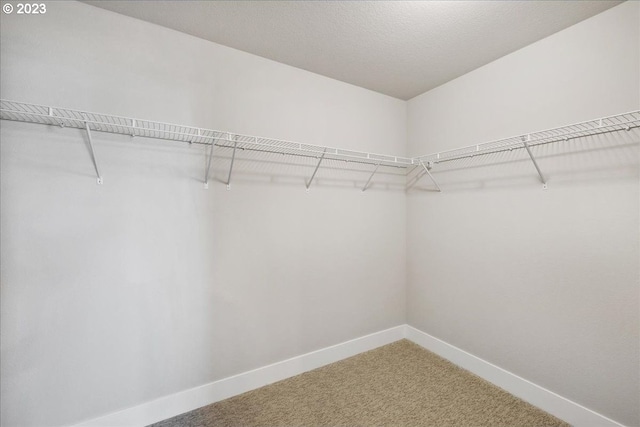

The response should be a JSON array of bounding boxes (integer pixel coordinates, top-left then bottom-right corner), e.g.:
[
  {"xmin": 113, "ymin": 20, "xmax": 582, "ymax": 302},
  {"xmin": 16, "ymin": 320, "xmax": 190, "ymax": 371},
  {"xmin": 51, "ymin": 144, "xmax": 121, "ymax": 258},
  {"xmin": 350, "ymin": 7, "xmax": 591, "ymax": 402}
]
[
  {"xmin": 0, "ymin": 2, "xmax": 407, "ymax": 426},
  {"xmin": 407, "ymin": 2, "xmax": 639, "ymax": 426}
]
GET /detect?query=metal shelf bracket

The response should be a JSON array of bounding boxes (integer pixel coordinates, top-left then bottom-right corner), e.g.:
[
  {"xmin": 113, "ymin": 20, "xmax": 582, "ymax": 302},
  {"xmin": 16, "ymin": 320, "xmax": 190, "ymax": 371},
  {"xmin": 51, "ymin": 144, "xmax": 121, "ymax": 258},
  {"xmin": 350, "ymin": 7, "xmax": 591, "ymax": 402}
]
[
  {"xmin": 407, "ymin": 161, "xmax": 441, "ymax": 192},
  {"xmin": 522, "ymin": 135, "xmax": 547, "ymax": 190},
  {"xmin": 421, "ymin": 161, "xmax": 441, "ymax": 192},
  {"xmin": 83, "ymin": 117, "xmax": 103, "ymax": 185},
  {"xmin": 306, "ymin": 149, "xmax": 327, "ymax": 191},
  {"xmin": 203, "ymin": 138, "xmax": 215, "ymax": 190},
  {"xmin": 226, "ymin": 134, "xmax": 238, "ymax": 190},
  {"xmin": 362, "ymin": 163, "xmax": 380, "ymax": 192},
  {"xmin": 407, "ymin": 161, "xmax": 442, "ymax": 192}
]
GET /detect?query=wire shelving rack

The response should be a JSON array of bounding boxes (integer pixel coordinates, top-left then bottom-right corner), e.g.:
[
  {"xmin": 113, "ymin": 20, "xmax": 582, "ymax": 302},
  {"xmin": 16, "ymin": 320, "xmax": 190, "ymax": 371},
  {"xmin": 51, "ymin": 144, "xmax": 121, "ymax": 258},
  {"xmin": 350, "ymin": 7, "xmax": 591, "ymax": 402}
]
[
  {"xmin": 1, "ymin": 99, "xmax": 638, "ymax": 191},
  {"xmin": 0, "ymin": 100, "xmax": 417, "ymax": 190},
  {"xmin": 414, "ymin": 110, "xmax": 640, "ymax": 189}
]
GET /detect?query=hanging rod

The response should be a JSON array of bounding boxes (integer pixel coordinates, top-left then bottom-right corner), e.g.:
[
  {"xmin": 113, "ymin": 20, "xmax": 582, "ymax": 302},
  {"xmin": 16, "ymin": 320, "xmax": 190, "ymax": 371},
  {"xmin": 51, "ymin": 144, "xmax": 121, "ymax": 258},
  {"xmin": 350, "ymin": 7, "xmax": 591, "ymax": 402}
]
[
  {"xmin": 0, "ymin": 100, "xmax": 417, "ymax": 172},
  {"xmin": 416, "ymin": 110, "xmax": 640, "ymax": 165}
]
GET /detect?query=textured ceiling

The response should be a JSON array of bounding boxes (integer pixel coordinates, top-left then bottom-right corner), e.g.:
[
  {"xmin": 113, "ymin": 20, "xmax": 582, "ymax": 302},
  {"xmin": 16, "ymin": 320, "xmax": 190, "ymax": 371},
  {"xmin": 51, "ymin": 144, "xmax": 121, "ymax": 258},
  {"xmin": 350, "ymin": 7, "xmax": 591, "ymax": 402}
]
[{"xmin": 83, "ymin": 1, "xmax": 621, "ymax": 100}]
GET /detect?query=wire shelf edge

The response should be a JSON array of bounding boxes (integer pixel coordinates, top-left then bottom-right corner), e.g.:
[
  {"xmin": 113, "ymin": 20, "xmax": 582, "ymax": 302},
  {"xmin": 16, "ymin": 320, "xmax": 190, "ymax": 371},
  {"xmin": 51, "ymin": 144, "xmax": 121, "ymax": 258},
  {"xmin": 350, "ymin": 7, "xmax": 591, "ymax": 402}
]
[
  {"xmin": 2, "ymin": 99, "xmax": 638, "ymax": 191},
  {"xmin": 0, "ymin": 99, "xmax": 416, "ymax": 170},
  {"xmin": 416, "ymin": 110, "xmax": 640, "ymax": 165}
]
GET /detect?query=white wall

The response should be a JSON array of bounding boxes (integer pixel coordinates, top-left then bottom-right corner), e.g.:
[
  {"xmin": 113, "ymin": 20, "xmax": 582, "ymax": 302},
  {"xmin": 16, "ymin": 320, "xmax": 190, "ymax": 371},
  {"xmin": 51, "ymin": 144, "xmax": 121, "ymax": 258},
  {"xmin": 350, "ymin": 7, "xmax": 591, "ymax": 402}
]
[
  {"xmin": 0, "ymin": 2, "xmax": 407, "ymax": 426},
  {"xmin": 3, "ymin": 2, "xmax": 638, "ymax": 427},
  {"xmin": 407, "ymin": 2, "xmax": 639, "ymax": 426}
]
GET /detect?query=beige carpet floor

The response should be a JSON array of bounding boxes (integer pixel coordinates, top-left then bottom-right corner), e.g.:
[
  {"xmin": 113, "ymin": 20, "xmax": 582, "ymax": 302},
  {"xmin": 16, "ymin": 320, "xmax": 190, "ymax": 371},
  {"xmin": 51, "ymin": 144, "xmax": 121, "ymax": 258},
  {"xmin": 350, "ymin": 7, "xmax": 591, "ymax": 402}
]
[{"xmin": 150, "ymin": 339, "xmax": 569, "ymax": 427}]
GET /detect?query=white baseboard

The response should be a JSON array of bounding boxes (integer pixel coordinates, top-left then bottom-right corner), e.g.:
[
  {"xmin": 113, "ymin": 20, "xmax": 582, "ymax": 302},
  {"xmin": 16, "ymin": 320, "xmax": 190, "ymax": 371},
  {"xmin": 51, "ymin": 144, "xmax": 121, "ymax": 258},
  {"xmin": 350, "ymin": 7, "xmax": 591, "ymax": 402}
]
[
  {"xmin": 404, "ymin": 325, "xmax": 625, "ymax": 427},
  {"xmin": 72, "ymin": 324, "xmax": 625, "ymax": 427},
  {"xmin": 71, "ymin": 325, "xmax": 406, "ymax": 427}
]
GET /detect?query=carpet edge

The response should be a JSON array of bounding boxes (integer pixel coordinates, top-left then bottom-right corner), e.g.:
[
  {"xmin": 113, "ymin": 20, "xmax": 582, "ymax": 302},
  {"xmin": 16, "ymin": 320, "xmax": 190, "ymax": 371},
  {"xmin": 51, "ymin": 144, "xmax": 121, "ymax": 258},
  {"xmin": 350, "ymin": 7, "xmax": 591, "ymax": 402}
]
[
  {"xmin": 404, "ymin": 325, "xmax": 626, "ymax": 427},
  {"xmin": 69, "ymin": 325, "xmax": 406, "ymax": 427}
]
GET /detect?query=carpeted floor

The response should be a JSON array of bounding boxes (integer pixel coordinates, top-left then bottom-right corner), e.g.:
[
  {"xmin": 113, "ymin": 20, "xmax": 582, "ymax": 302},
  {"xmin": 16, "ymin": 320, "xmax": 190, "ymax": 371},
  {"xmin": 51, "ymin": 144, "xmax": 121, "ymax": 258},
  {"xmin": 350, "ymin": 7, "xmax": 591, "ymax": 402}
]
[{"xmin": 150, "ymin": 340, "xmax": 569, "ymax": 427}]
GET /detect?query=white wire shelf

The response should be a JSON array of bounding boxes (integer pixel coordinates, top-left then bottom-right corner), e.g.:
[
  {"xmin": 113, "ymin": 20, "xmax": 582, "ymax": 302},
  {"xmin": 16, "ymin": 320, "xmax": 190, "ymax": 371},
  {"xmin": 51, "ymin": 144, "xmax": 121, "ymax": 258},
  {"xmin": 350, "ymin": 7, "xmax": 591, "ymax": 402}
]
[
  {"xmin": 416, "ymin": 110, "xmax": 640, "ymax": 166},
  {"xmin": 0, "ymin": 100, "xmax": 417, "ymax": 170},
  {"xmin": 1, "ymin": 99, "xmax": 637, "ymax": 191}
]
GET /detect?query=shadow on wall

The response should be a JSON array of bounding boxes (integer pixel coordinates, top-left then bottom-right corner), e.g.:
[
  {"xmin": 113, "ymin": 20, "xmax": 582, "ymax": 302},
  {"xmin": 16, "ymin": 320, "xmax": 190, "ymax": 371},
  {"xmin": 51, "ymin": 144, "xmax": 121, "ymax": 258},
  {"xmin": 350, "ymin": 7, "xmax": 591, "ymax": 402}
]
[
  {"xmin": 409, "ymin": 129, "xmax": 640, "ymax": 193},
  {"xmin": 3, "ymin": 121, "xmax": 637, "ymax": 194},
  {"xmin": 1, "ymin": 120, "xmax": 409, "ymax": 193},
  {"xmin": 206, "ymin": 147, "xmax": 408, "ymax": 192}
]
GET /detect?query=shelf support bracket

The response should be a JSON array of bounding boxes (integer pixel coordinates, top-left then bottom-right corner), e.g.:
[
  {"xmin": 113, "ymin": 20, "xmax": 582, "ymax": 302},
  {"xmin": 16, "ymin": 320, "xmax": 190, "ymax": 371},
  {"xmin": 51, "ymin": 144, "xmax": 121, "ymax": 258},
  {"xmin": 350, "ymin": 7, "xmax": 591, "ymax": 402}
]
[
  {"xmin": 362, "ymin": 163, "xmax": 380, "ymax": 192},
  {"xmin": 522, "ymin": 137, "xmax": 547, "ymax": 189},
  {"xmin": 420, "ymin": 161, "xmax": 441, "ymax": 192},
  {"xmin": 306, "ymin": 149, "xmax": 327, "ymax": 191},
  {"xmin": 407, "ymin": 161, "xmax": 441, "ymax": 192},
  {"xmin": 203, "ymin": 138, "xmax": 215, "ymax": 189},
  {"xmin": 83, "ymin": 118, "xmax": 103, "ymax": 185},
  {"xmin": 407, "ymin": 160, "xmax": 442, "ymax": 192},
  {"xmin": 226, "ymin": 134, "xmax": 238, "ymax": 190}
]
